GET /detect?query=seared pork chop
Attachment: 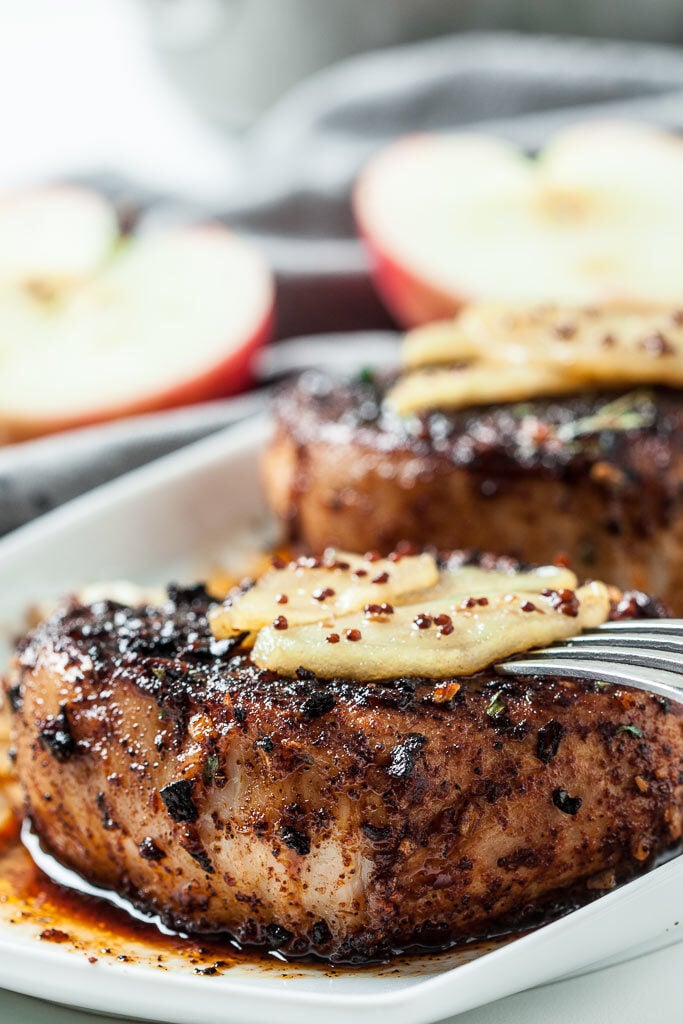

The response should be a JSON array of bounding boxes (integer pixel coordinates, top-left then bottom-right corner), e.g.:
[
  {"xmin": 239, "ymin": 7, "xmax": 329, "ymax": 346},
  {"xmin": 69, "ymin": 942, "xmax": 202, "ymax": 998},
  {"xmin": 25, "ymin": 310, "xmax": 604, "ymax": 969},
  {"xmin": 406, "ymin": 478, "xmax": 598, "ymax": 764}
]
[
  {"xmin": 264, "ymin": 373, "xmax": 683, "ymax": 612},
  {"xmin": 7, "ymin": 581, "xmax": 683, "ymax": 961}
]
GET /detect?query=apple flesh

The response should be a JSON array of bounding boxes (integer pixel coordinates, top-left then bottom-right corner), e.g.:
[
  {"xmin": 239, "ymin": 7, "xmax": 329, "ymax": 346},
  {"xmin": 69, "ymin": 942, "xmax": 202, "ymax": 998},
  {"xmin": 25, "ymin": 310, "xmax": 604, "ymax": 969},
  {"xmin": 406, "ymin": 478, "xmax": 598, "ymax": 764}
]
[
  {"xmin": 0, "ymin": 189, "xmax": 274, "ymax": 441},
  {"xmin": 354, "ymin": 122, "xmax": 683, "ymax": 327}
]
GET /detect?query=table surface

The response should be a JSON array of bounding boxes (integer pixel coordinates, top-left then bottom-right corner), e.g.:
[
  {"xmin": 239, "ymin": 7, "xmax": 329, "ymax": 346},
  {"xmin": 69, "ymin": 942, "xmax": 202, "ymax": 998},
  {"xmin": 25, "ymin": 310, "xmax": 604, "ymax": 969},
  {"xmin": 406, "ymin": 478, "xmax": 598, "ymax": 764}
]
[{"xmin": 0, "ymin": 3, "xmax": 680, "ymax": 1019}]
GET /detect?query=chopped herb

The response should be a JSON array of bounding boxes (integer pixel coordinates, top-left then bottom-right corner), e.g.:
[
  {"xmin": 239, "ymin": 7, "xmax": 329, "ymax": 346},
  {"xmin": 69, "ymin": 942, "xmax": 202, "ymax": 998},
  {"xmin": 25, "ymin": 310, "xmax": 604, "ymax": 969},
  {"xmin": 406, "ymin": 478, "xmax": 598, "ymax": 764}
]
[
  {"xmin": 486, "ymin": 691, "xmax": 506, "ymax": 718},
  {"xmin": 202, "ymin": 754, "xmax": 220, "ymax": 782},
  {"xmin": 557, "ymin": 390, "xmax": 656, "ymax": 443},
  {"xmin": 617, "ymin": 724, "xmax": 643, "ymax": 738},
  {"xmin": 510, "ymin": 402, "xmax": 534, "ymax": 418},
  {"xmin": 595, "ymin": 680, "xmax": 610, "ymax": 690},
  {"xmin": 358, "ymin": 366, "xmax": 373, "ymax": 384}
]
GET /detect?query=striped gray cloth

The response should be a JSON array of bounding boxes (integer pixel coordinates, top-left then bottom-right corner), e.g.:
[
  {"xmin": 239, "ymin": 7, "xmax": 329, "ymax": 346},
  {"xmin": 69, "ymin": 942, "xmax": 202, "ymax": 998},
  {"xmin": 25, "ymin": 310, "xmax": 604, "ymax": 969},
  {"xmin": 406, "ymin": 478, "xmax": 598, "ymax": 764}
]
[{"xmin": 4, "ymin": 30, "xmax": 683, "ymax": 535}]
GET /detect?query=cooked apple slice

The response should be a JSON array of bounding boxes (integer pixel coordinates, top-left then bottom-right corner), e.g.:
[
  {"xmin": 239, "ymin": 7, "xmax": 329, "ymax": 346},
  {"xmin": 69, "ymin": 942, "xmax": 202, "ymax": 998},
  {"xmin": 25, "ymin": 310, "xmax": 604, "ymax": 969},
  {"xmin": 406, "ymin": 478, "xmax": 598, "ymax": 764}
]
[
  {"xmin": 354, "ymin": 122, "xmax": 683, "ymax": 326},
  {"xmin": 410, "ymin": 563, "xmax": 578, "ymax": 603},
  {"xmin": 388, "ymin": 303, "xmax": 683, "ymax": 413},
  {"xmin": 209, "ymin": 549, "xmax": 439, "ymax": 638},
  {"xmin": 386, "ymin": 362, "xmax": 581, "ymax": 416},
  {"xmin": 252, "ymin": 581, "xmax": 610, "ymax": 680},
  {"xmin": 0, "ymin": 191, "xmax": 274, "ymax": 440}
]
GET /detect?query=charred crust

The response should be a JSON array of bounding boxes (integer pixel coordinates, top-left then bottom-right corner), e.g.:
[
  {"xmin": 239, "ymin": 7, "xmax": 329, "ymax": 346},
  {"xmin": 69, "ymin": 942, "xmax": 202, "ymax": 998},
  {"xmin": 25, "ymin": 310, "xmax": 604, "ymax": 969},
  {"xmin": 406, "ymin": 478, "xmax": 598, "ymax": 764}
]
[
  {"xmin": 361, "ymin": 822, "xmax": 392, "ymax": 843},
  {"xmin": 138, "ymin": 837, "xmax": 166, "ymax": 861},
  {"xmin": 387, "ymin": 733, "xmax": 428, "ymax": 779},
  {"xmin": 552, "ymin": 788, "xmax": 583, "ymax": 815},
  {"xmin": 38, "ymin": 705, "xmax": 76, "ymax": 762},
  {"xmin": 7, "ymin": 685, "xmax": 22, "ymax": 712},
  {"xmin": 166, "ymin": 582, "xmax": 212, "ymax": 608},
  {"xmin": 536, "ymin": 721, "xmax": 567, "ymax": 764},
  {"xmin": 263, "ymin": 923, "xmax": 293, "ymax": 949},
  {"xmin": 300, "ymin": 691, "xmax": 336, "ymax": 720},
  {"xmin": 160, "ymin": 779, "xmax": 198, "ymax": 823},
  {"xmin": 179, "ymin": 826, "xmax": 214, "ymax": 874},
  {"xmin": 497, "ymin": 847, "xmax": 541, "ymax": 871},
  {"xmin": 611, "ymin": 590, "xmax": 671, "ymax": 620},
  {"xmin": 279, "ymin": 825, "xmax": 311, "ymax": 856},
  {"xmin": 310, "ymin": 920, "xmax": 333, "ymax": 947},
  {"xmin": 95, "ymin": 792, "xmax": 120, "ymax": 831}
]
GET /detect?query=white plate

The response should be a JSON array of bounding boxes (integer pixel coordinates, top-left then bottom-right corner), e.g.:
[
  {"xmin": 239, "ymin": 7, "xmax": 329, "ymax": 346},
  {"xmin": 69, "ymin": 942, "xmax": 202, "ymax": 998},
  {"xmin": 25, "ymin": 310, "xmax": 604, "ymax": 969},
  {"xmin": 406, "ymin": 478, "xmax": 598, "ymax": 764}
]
[{"xmin": 0, "ymin": 415, "xmax": 682, "ymax": 1024}]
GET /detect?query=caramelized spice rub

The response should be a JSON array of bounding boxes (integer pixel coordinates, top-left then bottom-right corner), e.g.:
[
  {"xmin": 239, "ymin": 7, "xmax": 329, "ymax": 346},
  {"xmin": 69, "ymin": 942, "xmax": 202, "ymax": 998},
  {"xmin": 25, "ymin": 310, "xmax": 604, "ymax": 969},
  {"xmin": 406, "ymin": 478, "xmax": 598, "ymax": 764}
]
[{"xmin": 7, "ymin": 583, "xmax": 683, "ymax": 961}]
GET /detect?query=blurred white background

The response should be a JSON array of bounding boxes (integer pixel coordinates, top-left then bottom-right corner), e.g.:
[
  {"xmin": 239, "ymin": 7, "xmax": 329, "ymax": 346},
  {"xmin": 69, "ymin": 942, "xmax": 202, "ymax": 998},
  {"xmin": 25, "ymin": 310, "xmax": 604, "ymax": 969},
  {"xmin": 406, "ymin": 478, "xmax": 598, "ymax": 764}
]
[
  {"xmin": 3, "ymin": 0, "xmax": 683, "ymax": 204},
  {"xmin": 0, "ymin": 0, "xmax": 238, "ymax": 201}
]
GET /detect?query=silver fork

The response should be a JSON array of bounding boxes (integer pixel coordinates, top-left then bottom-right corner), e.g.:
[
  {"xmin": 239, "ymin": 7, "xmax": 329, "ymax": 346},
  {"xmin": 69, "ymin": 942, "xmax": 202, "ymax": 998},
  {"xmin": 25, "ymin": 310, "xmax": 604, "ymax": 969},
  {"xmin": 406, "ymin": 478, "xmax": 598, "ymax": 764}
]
[{"xmin": 496, "ymin": 619, "xmax": 683, "ymax": 704}]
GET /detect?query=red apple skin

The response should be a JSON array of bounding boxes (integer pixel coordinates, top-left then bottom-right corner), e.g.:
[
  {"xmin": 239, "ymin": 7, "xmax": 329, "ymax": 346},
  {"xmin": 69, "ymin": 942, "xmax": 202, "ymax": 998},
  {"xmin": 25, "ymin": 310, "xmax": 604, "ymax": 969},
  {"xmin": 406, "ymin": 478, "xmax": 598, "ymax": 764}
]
[
  {"xmin": 353, "ymin": 139, "xmax": 468, "ymax": 328},
  {"xmin": 359, "ymin": 228, "xmax": 466, "ymax": 328},
  {"xmin": 0, "ymin": 304, "xmax": 274, "ymax": 443}
]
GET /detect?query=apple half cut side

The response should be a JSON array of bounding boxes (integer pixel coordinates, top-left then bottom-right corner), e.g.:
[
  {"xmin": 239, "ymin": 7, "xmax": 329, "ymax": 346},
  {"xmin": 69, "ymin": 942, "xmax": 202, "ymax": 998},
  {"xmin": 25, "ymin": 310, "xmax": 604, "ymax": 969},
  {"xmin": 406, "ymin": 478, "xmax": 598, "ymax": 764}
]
[
  {"xmin": 0, "ymin": 189, "xmax": 274, "ymax": 441},
  {"xmin": 353, "ymin": 122, "xmax": 683, "ymax": 327},
  {"xmin": 0, "ymin": 186, "xmax": 119, "ymax": 285}
]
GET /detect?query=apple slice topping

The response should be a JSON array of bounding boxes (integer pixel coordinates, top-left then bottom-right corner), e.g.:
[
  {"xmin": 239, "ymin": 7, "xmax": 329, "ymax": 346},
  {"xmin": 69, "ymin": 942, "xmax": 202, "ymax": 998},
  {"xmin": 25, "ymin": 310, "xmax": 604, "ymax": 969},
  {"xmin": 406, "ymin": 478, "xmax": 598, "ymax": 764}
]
[
  {"xmin": 210, "ymin": 550, "xmax": 610, "ymax": 679},
  {"xmin": 208, "ymin": 549, "xmax": 439, "ymax": 638},
  {"xmin": 0, "ymin": 188, "xmax": 274, "ymax": 439},
  {"xmin": 386, "ymin": 303, "xmax": 683, "ymax": 414},
  {"xmin": 251, "ymin": 581, "xmax": 610, "ymax": 681},
  {"xmin": 354, "ymin": 122, "xmax": 683, "ymax": 327},
  {"xmin": 411, "ymin": 562, "xmax": 578, "ymax": 604}
]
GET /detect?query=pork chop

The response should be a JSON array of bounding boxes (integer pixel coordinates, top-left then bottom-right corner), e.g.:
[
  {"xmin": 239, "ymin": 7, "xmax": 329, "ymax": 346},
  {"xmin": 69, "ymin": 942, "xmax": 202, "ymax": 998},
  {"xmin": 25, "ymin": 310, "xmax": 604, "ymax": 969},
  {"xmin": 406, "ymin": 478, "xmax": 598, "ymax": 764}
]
[
  {"xmin": 264, "ymin": 373, "xmax": 683, "ymax": 612},
  {"xmin": 7, "ymin": 580, "xmax": 682, "ymax": 961}
]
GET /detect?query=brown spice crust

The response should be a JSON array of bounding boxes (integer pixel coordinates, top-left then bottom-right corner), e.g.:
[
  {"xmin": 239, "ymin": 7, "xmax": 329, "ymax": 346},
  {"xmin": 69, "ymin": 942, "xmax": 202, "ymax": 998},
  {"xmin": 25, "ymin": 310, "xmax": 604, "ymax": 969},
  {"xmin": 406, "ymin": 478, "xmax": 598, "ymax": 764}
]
[
  {"xmin": 7, "ymin": 583, "xmax": 683, "ymax": 961},
  {"xmin": 264, "ymin": 373, "xmax": 683, "ymax": 612}
]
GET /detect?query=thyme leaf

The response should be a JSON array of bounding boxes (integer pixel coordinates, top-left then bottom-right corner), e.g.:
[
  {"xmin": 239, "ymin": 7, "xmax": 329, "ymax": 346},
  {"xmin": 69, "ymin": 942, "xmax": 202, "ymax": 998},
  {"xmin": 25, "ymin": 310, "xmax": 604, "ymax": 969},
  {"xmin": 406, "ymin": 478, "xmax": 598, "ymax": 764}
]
[
  {"xmin": 617, "ymin": 724, "xmax": 643, "ymax": 738},
  {"xmin": 486, "ymin": 691, "xmax": 506, "ymax": 718},
  {"xmin": 557, "ymin": 390, "xmax": 656, "ymax": 443},
  {"xmin": 202, "ymin": 754, "xmax": 220, "ymax": 782}
]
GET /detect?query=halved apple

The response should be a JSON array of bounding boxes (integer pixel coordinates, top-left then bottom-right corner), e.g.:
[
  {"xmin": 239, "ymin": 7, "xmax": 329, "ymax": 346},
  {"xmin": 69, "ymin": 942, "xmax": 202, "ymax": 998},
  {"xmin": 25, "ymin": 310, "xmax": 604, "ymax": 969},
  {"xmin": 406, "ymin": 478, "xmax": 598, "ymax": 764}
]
[
  {"xmin": 0, "ymin": 188, "xmax": 274, "ymax": 440},
  {"xmin": 354, "ymin": 122, "xmax": 683, "ymax": 326}
]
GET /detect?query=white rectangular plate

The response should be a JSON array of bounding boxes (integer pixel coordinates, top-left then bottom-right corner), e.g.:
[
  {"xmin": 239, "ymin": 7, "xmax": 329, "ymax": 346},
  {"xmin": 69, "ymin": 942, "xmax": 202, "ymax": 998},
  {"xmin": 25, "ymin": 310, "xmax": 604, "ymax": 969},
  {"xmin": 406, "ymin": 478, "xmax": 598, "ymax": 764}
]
[{"xmin": 0, "ymin": 415, "xmax": 681, "ymax": 1024}]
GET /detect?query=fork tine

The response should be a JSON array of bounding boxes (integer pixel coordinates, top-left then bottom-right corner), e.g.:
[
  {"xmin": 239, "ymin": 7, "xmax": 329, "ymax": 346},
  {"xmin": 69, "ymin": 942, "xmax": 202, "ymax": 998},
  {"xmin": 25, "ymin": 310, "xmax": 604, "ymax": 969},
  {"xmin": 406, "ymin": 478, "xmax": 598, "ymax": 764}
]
[
  {"xmin": 496, "ymin": 656, "xmax": 683, "ymax": 702},
  {"xmin": 597, "ymin": 619, "xmax": 683, "ymax": 634},
  {"xmin": 514, "ymin": 643, "xmax": 683, "ymax": 674},
  {"xmin": 561, "ymin": 632, "xmax": 683, "ymax": 653}
]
